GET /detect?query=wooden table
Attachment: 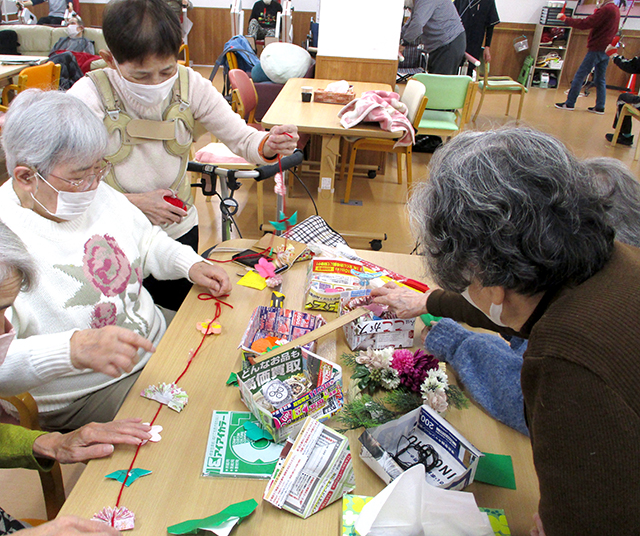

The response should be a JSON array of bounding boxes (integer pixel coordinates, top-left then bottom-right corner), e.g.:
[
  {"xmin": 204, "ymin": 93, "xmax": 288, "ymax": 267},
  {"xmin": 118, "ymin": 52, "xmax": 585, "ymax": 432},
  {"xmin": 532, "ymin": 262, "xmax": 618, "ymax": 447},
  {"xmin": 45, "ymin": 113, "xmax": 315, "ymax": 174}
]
[
  {"xmin": 0, "ymin": 56, "xmax": 47, "ymax": 82},
  {"xmin": 261, "ymin": 78, "xmax": 402, "ymax": 241},
  {"xmin": 58, "ymin": 239, "xmax": 539, "ymax": 535}
]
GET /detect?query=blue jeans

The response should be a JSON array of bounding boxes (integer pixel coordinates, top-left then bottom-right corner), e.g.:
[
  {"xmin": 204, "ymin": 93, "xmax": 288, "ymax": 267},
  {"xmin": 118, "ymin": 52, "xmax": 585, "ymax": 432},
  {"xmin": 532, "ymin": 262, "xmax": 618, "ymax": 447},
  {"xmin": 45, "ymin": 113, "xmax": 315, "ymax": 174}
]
[{"xmin": 566, "ymin": 50, "xmax": 609, "ymax": 110}]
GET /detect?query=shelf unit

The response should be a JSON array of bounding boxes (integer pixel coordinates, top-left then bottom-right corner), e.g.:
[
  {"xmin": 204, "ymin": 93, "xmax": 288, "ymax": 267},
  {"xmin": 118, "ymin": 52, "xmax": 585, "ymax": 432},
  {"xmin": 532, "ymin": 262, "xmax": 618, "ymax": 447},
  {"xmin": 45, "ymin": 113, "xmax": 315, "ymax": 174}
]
[{"xmin": 527, "ymin": 7, "xmax": 573, "ymax": 89}]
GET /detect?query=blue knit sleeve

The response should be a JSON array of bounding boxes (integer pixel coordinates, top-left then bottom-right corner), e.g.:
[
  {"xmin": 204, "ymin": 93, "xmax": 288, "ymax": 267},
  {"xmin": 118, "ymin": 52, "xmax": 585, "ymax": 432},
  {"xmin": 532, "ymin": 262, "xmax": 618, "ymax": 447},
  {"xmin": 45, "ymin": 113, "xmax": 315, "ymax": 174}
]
[{"xmin": 425, "ymin": 318, "xmax": 529, "ymax": 436}]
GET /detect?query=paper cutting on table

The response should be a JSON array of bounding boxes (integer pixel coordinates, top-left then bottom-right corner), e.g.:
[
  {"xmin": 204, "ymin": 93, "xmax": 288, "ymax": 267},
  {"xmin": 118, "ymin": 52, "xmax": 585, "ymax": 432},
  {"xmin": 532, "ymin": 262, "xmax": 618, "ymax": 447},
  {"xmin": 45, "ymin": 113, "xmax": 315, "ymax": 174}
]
[
  {"xmin": 105, "ymin": 468, "xmax": 152, "ymax": 487},
  {"xmin": 167, "ymin": 498, "xmax": 258, "ymax": 535},
  {"xmin": 141, "ymin": 424, "xmax": 163, "ymax": 445},
  {"xmin": 197, "ymin": 320, "xmax": 222, "ymax": 335},
  {"xmin": 202, "ymin": 411, "xmax": 281, "ymax": 479},
  {"xmin": 242, "ymin": 421, "xmax": 272, "ymax": 441},
  {"xmin": 141, "ymin": 383, "xmax": 188, "ymax": 412},
  {"xmin": 475, "ymin": 452, "xmax": 517, "ymax": 490},
  {"xmin": 237, "ymin": 271, "xmax": 267, "ymax": 290},
  {"xmin": 255, "ymin": 257, "xmax": 276, "ymax": 279},
  {"xmin": 226, "ymin": 372, "xmax": 238, "ymax": 386},
  {"xmin": 92, "ymin": 506, "xmax": 135, "ymax": 531}
]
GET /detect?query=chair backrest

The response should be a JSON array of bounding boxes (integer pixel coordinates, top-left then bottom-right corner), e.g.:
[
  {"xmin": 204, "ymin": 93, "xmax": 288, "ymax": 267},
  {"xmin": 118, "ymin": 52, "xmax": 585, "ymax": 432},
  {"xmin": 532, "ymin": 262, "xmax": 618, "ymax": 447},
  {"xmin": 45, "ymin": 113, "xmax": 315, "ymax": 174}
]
[
  {"xmin": 228, "ymin": 68, "xmax": 258, "ymax": 123},
  {"xmin": 18, "ymin": 61, "xmax": 61, "ymax": 91},
  {"xmin": 412, "ymin": 73, "xmax": 472, "ymax": 110},
  {"xmin": 401, "ymin": 79, "xmax": 427, "ymax": 124}
]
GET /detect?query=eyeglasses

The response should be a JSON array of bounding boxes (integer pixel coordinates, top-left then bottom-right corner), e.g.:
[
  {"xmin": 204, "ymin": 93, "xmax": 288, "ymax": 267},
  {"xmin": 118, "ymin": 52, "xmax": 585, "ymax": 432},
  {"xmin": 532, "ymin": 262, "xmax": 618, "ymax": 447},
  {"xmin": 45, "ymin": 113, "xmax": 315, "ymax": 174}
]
[
  {"xmin": 44, "ymin": 160, "xmax": 112, "ymax": 192},
  {"xmin": 392, "ymin": 434, "xmax": 440, "ymax": 473}
]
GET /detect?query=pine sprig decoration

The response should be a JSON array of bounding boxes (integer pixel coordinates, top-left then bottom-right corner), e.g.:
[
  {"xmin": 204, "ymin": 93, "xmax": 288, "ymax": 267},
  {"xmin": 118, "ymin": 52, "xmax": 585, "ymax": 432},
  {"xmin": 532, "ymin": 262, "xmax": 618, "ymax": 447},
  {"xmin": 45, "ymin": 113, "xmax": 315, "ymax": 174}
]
[
  {"xmin": 340, "ymin": 352, "xmax": 359, "ymax": 368},
  {"xmin": 445, "ymin": 385, "xmax": 470, "ymax": 410},
  {"xmin": 336, "ymin": 394, "xmax": 396, "ymax": 431},
  {"xmin": 382, "ymin": 389, "xmax": 423, "ymax": 415}
]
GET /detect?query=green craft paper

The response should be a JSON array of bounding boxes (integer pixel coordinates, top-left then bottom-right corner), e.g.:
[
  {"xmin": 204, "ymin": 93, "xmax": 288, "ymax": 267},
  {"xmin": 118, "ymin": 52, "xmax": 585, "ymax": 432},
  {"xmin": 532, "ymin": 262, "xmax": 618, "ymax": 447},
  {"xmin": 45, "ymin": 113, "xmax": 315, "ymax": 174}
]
[
  {"xmin": 243, "ymin": 421, "xmax": 272, "ymax": 441},
  {"xmin": 474, "ymin": 452, "xmax": 516, "ymax": 490},
  {"xmin": 420, "ymin": 313, "xmax": 442, "ymax": 326},
  {"xmin": 167, "ymin": 499, "xmax": 258, "ymax": 535},
  {"xmin": 105, "ymin": 468, "xmax": 152, "ymax": 487},
  {"xmin": 226, "ymin": 372, "xmax": 238, "ymax": 386}
]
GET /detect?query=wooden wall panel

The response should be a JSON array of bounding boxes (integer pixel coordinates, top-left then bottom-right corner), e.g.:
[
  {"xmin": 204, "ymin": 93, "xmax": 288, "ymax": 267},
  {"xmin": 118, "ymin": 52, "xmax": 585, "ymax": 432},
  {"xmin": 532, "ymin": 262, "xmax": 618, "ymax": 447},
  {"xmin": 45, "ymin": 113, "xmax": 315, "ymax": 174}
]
[
  {"xmin": 315, "ymin": 56, "xmax": 398, "ymax": 87},
  {"xmin": 79, "ymin": 4, "xmax": 313, "ymax": 66},
  {"xmin": 488, "ymin": 23, "xmax": 536, "ymax": 80}
]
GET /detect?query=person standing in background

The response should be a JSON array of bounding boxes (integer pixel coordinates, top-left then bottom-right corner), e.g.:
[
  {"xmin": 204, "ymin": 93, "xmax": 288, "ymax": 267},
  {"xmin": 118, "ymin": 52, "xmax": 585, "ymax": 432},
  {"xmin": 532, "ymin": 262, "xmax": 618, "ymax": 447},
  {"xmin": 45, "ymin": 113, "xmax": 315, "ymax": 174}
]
[
  {"xmin": 555, "ymin": 0, "xmax": 621, "ymax": 114},
  {"xmin": 401, "ymin": 0, "xmax": 466, "ymax": 75},
  {"xmin": 17, "ymin": 0, "xmax": 72, "ymax": 25},
  {"xmin": 454, "ymin": 0, "xmax": 500, "ymax": 68}
]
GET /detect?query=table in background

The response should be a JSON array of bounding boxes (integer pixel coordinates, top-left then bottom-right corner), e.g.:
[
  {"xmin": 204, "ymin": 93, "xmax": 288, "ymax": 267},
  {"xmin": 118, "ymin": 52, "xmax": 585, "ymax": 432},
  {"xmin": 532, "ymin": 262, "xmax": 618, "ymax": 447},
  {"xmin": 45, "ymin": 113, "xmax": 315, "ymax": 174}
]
[
  {"xmin": 58, "ymin": 239, "xmax": 539, "ymax": 535},
  {"xmin": 261, "ymin": 78, "xmax": 402, "ymax": 242},
  {"xmin": 0, "ymin": 56, "xmax": 46, "ymax": 82}
]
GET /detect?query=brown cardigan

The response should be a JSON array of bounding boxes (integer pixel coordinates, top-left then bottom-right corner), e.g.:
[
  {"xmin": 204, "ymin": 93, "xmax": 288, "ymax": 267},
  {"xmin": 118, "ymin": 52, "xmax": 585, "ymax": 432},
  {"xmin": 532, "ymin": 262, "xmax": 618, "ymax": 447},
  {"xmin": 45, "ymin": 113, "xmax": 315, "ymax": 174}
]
[{"xmin": 427, "ymin": 242, "xmax": 640, "ymax": 535}]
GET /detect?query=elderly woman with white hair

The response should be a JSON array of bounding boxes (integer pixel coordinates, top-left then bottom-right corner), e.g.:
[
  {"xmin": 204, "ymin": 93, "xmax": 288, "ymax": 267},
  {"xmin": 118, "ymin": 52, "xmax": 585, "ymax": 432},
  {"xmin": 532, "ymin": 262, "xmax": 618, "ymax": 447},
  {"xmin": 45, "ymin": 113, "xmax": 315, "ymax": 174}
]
[
  {"xmin": 372, "ymin": 127, "xmax": 640, "ymax": 535},
  {"xmin": 0, "ymin": 89, "xmax": 231, "ymax": 432}
]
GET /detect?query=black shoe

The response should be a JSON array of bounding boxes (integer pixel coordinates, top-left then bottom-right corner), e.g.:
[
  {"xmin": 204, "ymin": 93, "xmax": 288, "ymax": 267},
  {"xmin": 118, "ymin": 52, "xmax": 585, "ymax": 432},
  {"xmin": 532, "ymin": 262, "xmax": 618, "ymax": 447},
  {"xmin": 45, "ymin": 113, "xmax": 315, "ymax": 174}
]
[
  {"xmin": 555, "ymin": 102, "xmax": 575, "ymax": 110},
  {"xmin": 605, "ymin": 133, "xmax": 634, "ymax": 146},
  {"xmin": 588, "ymin": 106, "xmax": 605, "ymax": 115}
]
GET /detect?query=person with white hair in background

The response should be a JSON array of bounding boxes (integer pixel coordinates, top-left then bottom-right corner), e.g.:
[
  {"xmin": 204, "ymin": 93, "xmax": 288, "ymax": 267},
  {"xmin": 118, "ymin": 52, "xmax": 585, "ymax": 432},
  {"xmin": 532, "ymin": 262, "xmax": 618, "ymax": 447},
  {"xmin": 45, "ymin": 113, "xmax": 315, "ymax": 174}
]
[
  {"xmin": 0, "ymin": 89, "xmax": 231, "ymax": 433},
  {"xmin": 0, "ymin": 221, "xmax": 151, "ymax": 536}
]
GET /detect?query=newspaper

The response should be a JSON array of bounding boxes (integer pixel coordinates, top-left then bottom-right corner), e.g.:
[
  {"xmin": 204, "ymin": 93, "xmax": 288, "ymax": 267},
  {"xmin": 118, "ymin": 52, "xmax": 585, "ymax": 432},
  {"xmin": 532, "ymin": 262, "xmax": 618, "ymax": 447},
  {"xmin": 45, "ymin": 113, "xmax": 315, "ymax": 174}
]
[{"xmin": 264, "ymin": 417, "xmax": 356, "ymax": 518}]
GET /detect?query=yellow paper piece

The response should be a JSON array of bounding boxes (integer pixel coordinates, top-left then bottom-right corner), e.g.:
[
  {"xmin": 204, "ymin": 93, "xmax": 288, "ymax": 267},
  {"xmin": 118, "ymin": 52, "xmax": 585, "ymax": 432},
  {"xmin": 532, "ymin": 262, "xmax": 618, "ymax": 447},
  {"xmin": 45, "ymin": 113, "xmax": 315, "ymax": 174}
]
[{"xmin": 237, "ymin": 271, "xmax": 267, "ymax": 290}]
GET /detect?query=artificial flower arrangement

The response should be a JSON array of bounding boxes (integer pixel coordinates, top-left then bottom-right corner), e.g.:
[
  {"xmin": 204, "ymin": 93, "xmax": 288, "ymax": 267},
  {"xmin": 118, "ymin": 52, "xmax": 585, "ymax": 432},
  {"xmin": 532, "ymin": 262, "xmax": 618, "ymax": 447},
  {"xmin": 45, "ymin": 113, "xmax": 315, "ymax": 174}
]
[{"xmin": 338, "ymin": 347, "xmax": 469, "ymax": 431}]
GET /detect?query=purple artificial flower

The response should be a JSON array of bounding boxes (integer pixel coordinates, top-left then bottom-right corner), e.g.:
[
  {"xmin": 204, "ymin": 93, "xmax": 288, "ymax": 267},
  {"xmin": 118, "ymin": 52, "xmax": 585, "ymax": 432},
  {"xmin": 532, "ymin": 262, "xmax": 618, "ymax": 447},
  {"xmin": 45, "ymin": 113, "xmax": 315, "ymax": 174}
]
[{"xmin": 391, "ymin": 349, "xmax": 414, "ymax": 374}]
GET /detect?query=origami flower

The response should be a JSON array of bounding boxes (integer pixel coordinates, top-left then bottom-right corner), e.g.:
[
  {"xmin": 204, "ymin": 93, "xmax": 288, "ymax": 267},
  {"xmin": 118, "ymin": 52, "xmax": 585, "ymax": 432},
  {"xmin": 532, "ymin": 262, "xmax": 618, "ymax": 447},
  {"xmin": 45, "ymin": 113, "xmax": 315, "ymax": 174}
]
[
  {"xmin": 141, "ymin": 383, "xmax": 188, "ymax": 412},
  {"xmin": 92, "ymin": 506, "xmax": 135, "ymax": 531},
  {"xmin": 141, "ymin": 424, "xmax": 163, "ymax": 445},
  {"xmin": 196, "ymin": 320, "xmax": 222, "ymax": 335}
]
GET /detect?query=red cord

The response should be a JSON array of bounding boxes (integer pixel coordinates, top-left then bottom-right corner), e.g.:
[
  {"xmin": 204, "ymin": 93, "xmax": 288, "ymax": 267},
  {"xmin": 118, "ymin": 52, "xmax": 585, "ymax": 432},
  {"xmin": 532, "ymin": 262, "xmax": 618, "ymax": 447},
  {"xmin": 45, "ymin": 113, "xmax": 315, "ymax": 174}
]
[{"xmin": 110, "ymin": 294, "xmax": 233, "ymax": 524}]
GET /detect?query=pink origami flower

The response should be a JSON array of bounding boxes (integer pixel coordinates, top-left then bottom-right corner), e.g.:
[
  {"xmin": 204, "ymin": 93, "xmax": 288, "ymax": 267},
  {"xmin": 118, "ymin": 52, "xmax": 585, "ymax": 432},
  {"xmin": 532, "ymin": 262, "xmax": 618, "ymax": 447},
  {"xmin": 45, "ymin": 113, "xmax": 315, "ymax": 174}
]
[
  {"xmin": 92, "ymin": 506, "xmax": 135, "ymax": 531},
  {"xmin": 255, "ymin": 257, "xmax": 276, "ymax": 279}
]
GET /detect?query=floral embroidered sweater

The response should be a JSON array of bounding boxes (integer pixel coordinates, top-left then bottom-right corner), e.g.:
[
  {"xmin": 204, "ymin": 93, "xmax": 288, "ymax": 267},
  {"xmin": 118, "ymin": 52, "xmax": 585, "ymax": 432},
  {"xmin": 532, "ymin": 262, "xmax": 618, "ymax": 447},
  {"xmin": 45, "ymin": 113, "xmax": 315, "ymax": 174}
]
[
  {"xmin": 68, "ymin": 67, "xmax": 270, "ymax": 240},
  {"xmin": 0, "ymin": 181, "xmax": 204, "ymax": 414}
]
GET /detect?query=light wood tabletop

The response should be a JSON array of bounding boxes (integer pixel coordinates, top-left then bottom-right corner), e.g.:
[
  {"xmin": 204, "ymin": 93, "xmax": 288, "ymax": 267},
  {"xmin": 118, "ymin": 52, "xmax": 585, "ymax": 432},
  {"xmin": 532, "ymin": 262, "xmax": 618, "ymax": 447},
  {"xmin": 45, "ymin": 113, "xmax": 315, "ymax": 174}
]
[
  {"xmin": 0, "ymin": 56, "xmax": 47, "ymax": 82},
  {"xmin": 58, "ymin": 239, "xmax": 539, "ymax": 536},
  {"xmin": 261, "ymin": 78, "xmax": 402, "ymax": 242}
]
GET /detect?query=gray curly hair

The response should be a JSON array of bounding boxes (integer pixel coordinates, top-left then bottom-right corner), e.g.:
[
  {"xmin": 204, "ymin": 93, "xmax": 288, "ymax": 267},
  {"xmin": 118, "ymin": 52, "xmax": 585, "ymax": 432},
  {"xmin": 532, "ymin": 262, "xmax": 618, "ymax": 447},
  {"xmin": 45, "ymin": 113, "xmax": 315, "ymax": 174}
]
[{"xmin": 410, "ymin": 127, "xmax": 615, "ymax": 295}]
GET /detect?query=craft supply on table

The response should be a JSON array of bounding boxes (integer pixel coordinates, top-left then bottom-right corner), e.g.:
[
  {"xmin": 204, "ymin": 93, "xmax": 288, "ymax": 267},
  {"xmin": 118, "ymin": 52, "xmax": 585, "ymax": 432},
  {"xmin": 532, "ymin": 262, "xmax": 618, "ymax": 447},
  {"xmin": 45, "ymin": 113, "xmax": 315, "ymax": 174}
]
[
  {"xmin": 304, "ymin": 258, "xmax": 367, "ymax": 312},
  {"xmin": 263, "ymin": 417, "xmax": 355, "ymax": 518},
  {"xmin": 474, "ymin": 453, "xmax": 516, "ymax": 490},
  {"xmin": 202, "ymin": 411, "xmax": 282, "ymax": 479},
  {"xmin": 236, "ymin": 346, "xmax": 343, "ymax": 443},
  {"xmin": 167, "ymin": 498, "xmax": 258, "ymax": 535}
]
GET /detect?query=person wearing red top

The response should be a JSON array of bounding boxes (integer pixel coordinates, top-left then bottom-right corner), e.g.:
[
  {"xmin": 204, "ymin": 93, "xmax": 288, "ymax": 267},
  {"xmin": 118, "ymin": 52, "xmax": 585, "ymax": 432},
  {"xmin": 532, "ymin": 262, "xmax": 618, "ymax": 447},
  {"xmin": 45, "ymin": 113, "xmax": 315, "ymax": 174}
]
[{"xmin": 555, "ymin": 0, "xmax": 621, "ymax": 113}]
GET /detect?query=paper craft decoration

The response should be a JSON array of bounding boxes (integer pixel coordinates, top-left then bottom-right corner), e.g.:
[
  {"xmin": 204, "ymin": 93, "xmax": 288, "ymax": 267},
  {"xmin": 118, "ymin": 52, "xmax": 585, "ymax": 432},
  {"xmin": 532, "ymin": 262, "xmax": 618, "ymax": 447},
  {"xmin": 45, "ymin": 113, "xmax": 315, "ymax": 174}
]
[
  {"xmin": 141, "ymin": 424, "xmax": 163, "ymax": 445},
  {"xmin": 243, "ymin": 421, "xmax": 273, "ymax": 442},
  {"xmin": 105, "ymin": 469, "xmax": 152, "ymax": 487},
  {"xmin": 167, "ymin": 498, "xmax": 258, "ymax": 535},
  {"xmin": 237, "ymin": 270, "xmax": 267, "ymax": 291},
  {"xmin": 359, "ymin": 405, "xmax": 482, "ymax": 491},
  {"xmin": 255, "ymin": 257, "xmax": 276, "ymax": 279},
  {"xmin": 202, "ymin": 411, "xmax": 282, "ymax": 479},
  {"xmin": 304, "ymin": 258, "xmax": 365, "ymax": 312},
  {"xmin": 264, "ymin": 417, "xmax": 355, "ymax": 518},
  {"xmin": 269, "ymin": 210, "xmax": 298, "ymax": 232},
  {"xmin": 236, "ymin": 346, "xmax": 343, "ymax": 443},
  {"xmin": 92, "ymin": 506, "xmax": 135, "ymax": 531},
  {"xmin": 226, "ymin": 372, "xmax": 238, "ymax": 386},
  {"xmin": 354, "ymin": 464, "xmax": 494, "ymax": 536},
  {"xmin": 474, "ymin": 452, "xmax": 516, "ymax": 490},
  {"xmin": 197, "ymin": 320, "xmax": 222, "ymax": 335},
  {"xmin": 141, "ymin": 383, "xmax": 188, "ymax": 412}
]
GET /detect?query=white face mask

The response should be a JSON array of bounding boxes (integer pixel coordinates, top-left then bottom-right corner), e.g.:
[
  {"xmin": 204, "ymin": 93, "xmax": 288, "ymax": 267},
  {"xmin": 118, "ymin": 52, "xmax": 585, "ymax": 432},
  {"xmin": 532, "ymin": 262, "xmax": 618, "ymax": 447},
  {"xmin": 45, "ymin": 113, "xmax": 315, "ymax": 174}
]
[
  {"xmin": 114, "ymin": 61, "xmax": 178, "ymax": 107},
  {"xmin": 66, "ymin": 24, "xmax": 81, "ymax": 38},
  {"xmin": 0, "ymin": 321, "xmax": 15, "ymax": 366},
  {"xmin": 31, "ymin": 173, "xmax": 98, "ymax": 221},
  {"xmin": 264, "ymin": 0, "xmax": 273, "ymax": 4},
  {"xmin": 461, "ymin": 288, "xmax": 508, "ymax": 327}
]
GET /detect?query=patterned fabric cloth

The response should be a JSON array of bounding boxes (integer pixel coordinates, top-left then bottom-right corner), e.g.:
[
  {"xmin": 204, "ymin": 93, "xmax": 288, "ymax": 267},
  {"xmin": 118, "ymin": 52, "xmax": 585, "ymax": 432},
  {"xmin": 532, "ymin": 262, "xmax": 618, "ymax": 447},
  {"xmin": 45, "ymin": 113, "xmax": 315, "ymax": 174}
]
[
  {"xmin": 282, "ymin": 216, "xmax": 347, "ymax": 247},
  {"xmin": 0, "ymin": 507, "xmax": 28, "ymax": 534}
]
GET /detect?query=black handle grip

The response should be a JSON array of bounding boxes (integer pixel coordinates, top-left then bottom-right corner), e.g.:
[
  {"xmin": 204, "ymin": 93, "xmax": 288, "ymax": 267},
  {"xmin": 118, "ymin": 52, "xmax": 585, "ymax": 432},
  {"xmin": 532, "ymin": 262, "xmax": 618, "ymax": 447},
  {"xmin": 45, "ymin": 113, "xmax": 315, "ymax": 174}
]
[{"xmin": 255, "ymin": 149, "xmax": 304, "ymax": 182}]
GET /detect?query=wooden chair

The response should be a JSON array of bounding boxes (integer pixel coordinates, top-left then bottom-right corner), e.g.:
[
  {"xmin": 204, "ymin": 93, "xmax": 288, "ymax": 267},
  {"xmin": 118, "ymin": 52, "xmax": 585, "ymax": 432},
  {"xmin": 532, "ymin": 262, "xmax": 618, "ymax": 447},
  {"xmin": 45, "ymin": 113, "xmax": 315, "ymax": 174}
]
[
  {"xmin": 611, "ymin": 103, "xmax": 640, "ymax": 161},
  {"xmin": 0, "ymin": 393, "xmax": 65, "ymax": 520},
  {"xmin": 178, "ymin": 43, "xmax": 190, "ymax": 67},
  {"xmin": 472, "ymin": 58, "xmax": 527, "ymax": 122},
  {"xmin": 340, "ymin": 79, "xmax": 428, "ymax": 204},
  {"xmin": 1, "ymin": 62, "xmax": 61, "ymax": 107},
  {"xmin": 412, "ymin": 73, "xmax": 476, "ymax": 140},
  {"xmin": 228, "ymin": 68, "xmax": 261, "ymax": 127}
]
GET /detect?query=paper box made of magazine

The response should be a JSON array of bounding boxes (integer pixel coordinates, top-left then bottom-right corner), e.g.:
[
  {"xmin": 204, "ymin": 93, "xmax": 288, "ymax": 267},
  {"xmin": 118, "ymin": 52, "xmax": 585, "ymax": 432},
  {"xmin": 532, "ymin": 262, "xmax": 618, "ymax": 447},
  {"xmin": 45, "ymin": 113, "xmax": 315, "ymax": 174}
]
[
  {"xmin": 236, "ymin": 346, "xmax": 343, "ymax": 443},
  {"xmin": 359, "ymin": 405, "xmax": 482, "ymax": 491},
  {"xmin": 304, "ymin": 258, "xmax": 365, "ymax": 312},
  {"xmin": 340, "ymin": 289, "xmax": 415, "ymax": 351},
  {"xmin": 239, "ymin": 306, "xmax": 326, "ymax": 358}
]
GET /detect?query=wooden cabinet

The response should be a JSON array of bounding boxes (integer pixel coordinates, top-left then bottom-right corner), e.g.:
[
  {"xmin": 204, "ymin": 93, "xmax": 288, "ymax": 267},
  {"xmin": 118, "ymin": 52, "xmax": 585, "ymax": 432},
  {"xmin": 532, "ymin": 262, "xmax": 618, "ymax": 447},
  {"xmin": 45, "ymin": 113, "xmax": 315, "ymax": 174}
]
[{"xmin": 528, "ymin": 7, "xmax": 573, "ymax": 89}]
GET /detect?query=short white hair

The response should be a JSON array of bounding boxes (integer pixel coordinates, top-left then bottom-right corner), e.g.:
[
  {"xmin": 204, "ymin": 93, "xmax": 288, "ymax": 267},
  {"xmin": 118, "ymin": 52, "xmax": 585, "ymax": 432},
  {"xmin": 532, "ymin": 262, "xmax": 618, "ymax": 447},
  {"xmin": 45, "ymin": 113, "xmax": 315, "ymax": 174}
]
[
  {"xmin": 0, "ymin": 221, "xmax": 36, "ymax": 291},
  {"xmin": 2, "ymin": 89, "xmax": 108, "ymax": 179}
]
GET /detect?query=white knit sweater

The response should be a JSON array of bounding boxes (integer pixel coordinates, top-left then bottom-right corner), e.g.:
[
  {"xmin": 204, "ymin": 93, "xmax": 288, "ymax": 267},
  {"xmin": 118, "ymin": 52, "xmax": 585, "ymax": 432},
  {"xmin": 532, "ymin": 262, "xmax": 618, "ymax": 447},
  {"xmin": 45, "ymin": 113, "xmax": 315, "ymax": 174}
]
[
  {"xmin": 68, "ymin": 67, "xmax": 270, "ymax": 239},
  {"xmin": 0, "ymin": 181, "xmax": 204, "ymax": 413}
]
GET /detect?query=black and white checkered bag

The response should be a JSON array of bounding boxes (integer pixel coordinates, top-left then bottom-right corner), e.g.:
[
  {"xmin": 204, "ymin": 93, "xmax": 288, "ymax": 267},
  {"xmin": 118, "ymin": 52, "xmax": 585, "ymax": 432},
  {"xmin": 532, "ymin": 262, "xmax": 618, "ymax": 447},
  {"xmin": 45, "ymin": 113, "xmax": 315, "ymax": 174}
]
[{"xmin": 282, "ymin": 216, "xmax": 348, "ymax": 247}]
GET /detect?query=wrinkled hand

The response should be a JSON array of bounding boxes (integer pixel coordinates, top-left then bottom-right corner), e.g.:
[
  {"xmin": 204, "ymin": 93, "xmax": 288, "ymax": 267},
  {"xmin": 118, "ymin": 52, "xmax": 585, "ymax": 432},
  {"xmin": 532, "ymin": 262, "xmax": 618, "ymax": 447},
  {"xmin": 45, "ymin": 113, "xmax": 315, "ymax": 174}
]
[
  {"xmin": 483, "ymin": 46, "xmax": 491, "ymax": 64},
  {"xmin": 32, "ymin": 419, "xmax": 152, "ymax": 464},
  {"xmin": 188, "ymin": 261, "xmax": 232, "ymax": 297},
  {"xmin": 530, "ymin": 513, "xmax": 546, "ymax": 536},
  {"xmin": 70, "ymin": 326, "xmax": 155, "ymax": 378},
  {"xmin": 370, "ymin": 281, "xmax": 432, "ymax": 319},
  {"xmin": 126, "ymin": 189, "xmax": 188, "ymax": 226},
  {"xmin": 18, "ymin": 516, "xmax": 120, "ymax": 536},
  {"xmin": 263, "ymin": 125, "xmax": 299, "ymax": 159}
]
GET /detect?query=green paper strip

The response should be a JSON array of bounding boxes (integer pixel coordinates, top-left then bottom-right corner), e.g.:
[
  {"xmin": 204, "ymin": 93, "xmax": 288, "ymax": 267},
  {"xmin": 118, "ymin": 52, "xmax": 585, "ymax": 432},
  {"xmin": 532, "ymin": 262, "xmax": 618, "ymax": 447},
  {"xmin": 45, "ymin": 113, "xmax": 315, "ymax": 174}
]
[
  {"xmin": 167, "ymin": 499, "xmax": 258, "ymax": 535},
  {"xmin": 420, "ymin": 313, "xmax": 443, "ymax": 326},
  {"xmin": 226, "ymin": 372, "xmax": 238, "ymax": 386},
  {"xmin": 105, "ymin": 468, "xmax": 152, "ymax": 487},
  {"xmin": 475, "ymin": 452, "xmax": 516, "ymax": 490}
]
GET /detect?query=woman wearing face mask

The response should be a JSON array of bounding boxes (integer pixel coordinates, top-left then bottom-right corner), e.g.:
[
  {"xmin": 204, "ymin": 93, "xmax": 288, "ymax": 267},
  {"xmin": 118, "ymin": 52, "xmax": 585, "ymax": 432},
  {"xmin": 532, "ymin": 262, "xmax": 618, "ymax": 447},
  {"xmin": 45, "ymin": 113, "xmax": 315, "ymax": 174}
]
[
  {"xmin": 68, "ymin": 0, "xmax": 298, "ymax": 312},
  {"xmin": 0, "ymin": 89, "xmax": 231, "ymax": 432},
  {"xmin": 372, "ymin": 127, "xmax": 640, "ymax": 536},
  {"xmin": 0, "ymin": 221, "xmax": 153, "ymax": 536}
]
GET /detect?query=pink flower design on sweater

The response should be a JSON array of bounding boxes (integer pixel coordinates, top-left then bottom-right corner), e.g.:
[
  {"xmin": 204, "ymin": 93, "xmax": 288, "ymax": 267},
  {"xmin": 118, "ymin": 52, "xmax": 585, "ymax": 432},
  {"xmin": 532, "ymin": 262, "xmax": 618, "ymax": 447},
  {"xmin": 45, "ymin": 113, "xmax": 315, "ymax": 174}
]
[
  {"xmin": 83, "ymin": 234, "xmax": 132, "ymax": 297},
  {"xmin": 90, "ymin": 302, "xmax": 117, "ymax": 329}
]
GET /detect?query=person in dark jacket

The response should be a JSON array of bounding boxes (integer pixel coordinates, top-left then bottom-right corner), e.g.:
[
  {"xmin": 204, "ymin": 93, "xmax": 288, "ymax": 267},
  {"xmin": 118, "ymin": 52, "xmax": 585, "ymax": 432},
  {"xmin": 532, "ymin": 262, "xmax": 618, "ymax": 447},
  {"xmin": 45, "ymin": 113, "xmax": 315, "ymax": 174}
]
[
  {"xmin": 605, "ymin": 45, "xmax": 640, "ymax": 146},
  {"xmin": 454, "ymin": 0, "xmax": 500, "ymax": 67}
]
